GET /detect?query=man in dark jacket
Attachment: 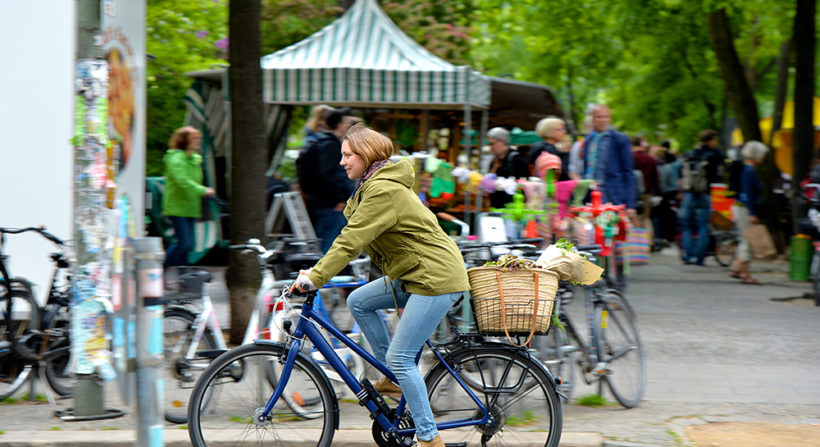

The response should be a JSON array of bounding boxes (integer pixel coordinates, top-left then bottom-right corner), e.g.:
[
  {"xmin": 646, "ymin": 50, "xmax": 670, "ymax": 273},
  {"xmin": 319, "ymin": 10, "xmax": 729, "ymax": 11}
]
[
  {"xmin": 580, "ymin": 104, "xmax": 636, "ymax": 291},
  {"xmin": 297, "ymin": 107, "xmax": 356, "ymax": 253},
  {"xmin": 582, "ymin": 105, "xmax": 637, "ymax": 219},
  {"xmin": 679, "ymin": 129, "xmax": 724, "ymax": 265}
]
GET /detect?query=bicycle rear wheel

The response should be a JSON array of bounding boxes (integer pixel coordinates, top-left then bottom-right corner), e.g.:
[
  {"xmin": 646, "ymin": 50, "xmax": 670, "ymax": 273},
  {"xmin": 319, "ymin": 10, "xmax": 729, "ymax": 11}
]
[
  {"xmin": 163, "ymin": 308, "xmax": 218, "ymax": 424},
  {"xmin": 0, "ymin": 289, "xmax": 41, "ymax": 400},
  {"xmin": 187, "ymin": 342, "xmax": 336, "ymax": 447},
  {"xmin": 713, "ymin": 233, "xmax": 738, "ymax": 267},
  {"xmin": 595, "ymin": 290, "xmax": 646, "ymax": 408},
  {"xmin": 533, "ymin": 325, "xmax": 576, "ymax": 403},
  {"xmin": 425, "ymin": 346, "xmax": 562, "ymax": 447}
]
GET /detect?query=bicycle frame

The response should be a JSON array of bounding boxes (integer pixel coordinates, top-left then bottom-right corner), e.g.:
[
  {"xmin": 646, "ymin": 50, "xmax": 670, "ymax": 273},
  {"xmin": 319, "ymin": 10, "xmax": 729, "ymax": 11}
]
[
  {"xmin": 262, "ymin": 292, "xmax": 491, "ymax": 438},
  {"xmin": 556, "ymin": 285, "xmax": 604, "ymax": 376}
]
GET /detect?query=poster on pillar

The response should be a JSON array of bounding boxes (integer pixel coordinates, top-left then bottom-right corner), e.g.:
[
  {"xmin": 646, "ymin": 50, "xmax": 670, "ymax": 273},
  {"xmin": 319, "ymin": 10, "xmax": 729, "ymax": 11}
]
[
  {"xmin": 102, "ymin": 0, "xmax": 145, "ymax": 238},
  {"xmin": 101, "ymin": 0, "xmax": 146, "ymax": 403}
]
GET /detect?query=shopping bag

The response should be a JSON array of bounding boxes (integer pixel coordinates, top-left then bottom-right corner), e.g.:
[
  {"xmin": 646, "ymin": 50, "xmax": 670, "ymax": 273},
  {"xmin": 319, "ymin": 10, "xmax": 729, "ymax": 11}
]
[
  {"xmin": 743, "ymin": 224, "xmax": 777, "ymax": 259},
  {"xmin": 616, "ymin": 227, "xmax": 651, "ymax": 265}
]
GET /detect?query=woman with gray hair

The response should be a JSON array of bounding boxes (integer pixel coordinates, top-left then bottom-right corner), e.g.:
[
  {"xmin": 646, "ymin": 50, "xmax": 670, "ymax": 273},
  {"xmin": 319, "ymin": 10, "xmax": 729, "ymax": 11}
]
[{"xmin": 729, "ymin": 140, "xmax": 769, "ymax": 284}]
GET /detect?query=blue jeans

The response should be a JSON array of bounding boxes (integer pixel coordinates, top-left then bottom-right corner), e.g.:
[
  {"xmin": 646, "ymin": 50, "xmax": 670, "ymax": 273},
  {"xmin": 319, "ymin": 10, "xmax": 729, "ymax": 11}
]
[
  {"xmin": 165, "ymin": 216, "xmax": 195, "ymax": 268},
  {"xmin": 310, "ymin": 207, "xmax": 347, "ymax": 254},
  {"xmin": 679, "ymin": 193, "xmax": 711, "ymax": 265},
  {"xmin": 347, "ymin": 277, "xmax": 463, "ymax": 442}
]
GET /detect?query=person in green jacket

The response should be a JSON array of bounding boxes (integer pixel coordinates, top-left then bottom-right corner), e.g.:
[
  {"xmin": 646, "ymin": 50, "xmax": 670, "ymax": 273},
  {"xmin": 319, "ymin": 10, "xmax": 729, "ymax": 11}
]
[
  {"xmin": 162, "ymin": 126, "xmax": 214, "ymax": 268},
  {"xmin": 292, "ymin": 123, "xmax": 468, "ymax": 447}
]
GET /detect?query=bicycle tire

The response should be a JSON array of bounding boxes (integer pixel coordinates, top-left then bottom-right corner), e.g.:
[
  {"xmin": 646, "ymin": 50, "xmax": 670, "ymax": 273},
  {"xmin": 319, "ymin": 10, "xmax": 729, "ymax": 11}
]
[
  {"xmin": 534, "ymin": 324, "xmax": 577, "ymax": 404},
  {"xmin": 713, "ymin": 233, "xmax": 738, "ymax": 267},
  {"xmin": 43, "ymin": 318, "xmax": 74, "ymax": 397},
  {"xmin": 594, "ymin": 290, "xmax": 646, "ymax": 408},
  {"xmin": 187, "ymin": 342, "xmax": 337, "ymax": 447},
  {"xmin": 0, "ymin": 288, "xmax": 41, "ymax": 400},
  {"xmin": 163, "ymin": 308, "xmax": 218, "ymax": 424},
  {"xmin": 425, "ymin": 345, "xmax": 562, "ymax": 447}
]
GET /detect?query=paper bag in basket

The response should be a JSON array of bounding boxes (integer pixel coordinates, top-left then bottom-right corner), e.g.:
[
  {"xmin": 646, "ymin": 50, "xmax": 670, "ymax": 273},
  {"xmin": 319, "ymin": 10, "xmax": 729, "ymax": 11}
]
[
  {"xmin": 535, "ymin": 244, "xmax": 604, "ymax": 285},
  {"xmin": 743, "ymin": 224, "xmax": 776, "ymax": 259}
]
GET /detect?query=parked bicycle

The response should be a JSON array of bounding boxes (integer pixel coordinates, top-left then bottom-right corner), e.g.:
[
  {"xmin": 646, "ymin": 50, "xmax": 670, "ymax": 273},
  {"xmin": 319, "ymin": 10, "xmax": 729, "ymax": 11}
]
[
  {"xmin": 0, "ymin": 226, "xmax": 73, "ymax": 400},
  {"xmin": 534, "ymin": 245, "xmax": 646, "ymax": 408},
  {"xmin": 187, "ymin": 286, "xmax": 563, "ymax": 447}
]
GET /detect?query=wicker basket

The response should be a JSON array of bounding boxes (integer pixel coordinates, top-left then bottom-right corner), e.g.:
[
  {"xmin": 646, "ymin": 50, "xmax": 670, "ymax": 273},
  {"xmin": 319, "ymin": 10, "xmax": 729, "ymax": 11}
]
[{"xmin": 467, "ymin": 266, "xmax": 559, "ymax": 345}]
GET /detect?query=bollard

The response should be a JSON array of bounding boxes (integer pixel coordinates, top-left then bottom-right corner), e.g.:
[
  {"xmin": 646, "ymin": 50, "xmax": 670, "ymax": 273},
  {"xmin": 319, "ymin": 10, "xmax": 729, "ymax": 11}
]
[{"xmin": 132, "ymin": 237, "xmax": 165, "ymax": 447}]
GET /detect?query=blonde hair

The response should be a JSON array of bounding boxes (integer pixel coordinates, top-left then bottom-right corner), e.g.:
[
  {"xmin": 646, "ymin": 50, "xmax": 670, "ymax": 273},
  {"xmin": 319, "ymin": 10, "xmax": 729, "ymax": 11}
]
[
  {"xmin": 169, "ymin": 126, "xmax": 202, "ymax": 150},
  {"xmin": 344, "ymin": 123, "xmax": 395, "ymax": 166},
  {"xmin": 535, "ymin": 117, "xmax": 565, "ymax": 140},
  {"xmin": 306, "ymin": 105, "xmax": 335, "ymax": 132}
]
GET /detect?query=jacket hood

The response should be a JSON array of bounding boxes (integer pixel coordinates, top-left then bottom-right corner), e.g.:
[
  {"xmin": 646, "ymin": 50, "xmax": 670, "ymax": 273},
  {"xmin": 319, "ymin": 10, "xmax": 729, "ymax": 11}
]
[{"xmin": 367, "ymin": 158, "xmax": 414, "ymax": 189}]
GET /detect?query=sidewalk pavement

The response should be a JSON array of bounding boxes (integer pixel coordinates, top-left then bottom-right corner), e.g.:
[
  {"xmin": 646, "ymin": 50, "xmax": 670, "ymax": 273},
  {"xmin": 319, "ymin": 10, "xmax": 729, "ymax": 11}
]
[{"xmin": 1, "ymin": 247, "xmax": 819, "ymax": 447}]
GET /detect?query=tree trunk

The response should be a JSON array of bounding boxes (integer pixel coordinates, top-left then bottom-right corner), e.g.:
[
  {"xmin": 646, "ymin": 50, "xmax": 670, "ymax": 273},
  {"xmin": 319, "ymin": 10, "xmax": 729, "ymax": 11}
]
[
  {"xmin": 792, "ymin": 0, "xmax": 816, "ymax": 234},
  {"xmin": 770, "ymin": 39, "xmax": 792, "ymax": 144},
  {"xmin": 227, "ymin": 0, "xmax": 266, "ymax": 344},
  {"xmin": 706, "ymin": 8, "xmax": 762, "ymax": 143},
  {"xmin": 706, "ymin": 8, "xmax": 789, "ymax": 248}
]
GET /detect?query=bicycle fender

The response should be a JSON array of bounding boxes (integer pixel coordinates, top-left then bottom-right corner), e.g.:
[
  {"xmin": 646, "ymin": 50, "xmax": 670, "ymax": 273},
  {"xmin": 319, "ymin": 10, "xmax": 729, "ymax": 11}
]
[
  {"xmin": 164, "ymin": 305, "xmax": 197, "ymax": 318},
  {"xmin": 426, "ymin": 343, "xmax": 558, "ymax": 386},
  {"xmin": 251, "ymin": 339, "xmax": 341, "ymax": 430}
]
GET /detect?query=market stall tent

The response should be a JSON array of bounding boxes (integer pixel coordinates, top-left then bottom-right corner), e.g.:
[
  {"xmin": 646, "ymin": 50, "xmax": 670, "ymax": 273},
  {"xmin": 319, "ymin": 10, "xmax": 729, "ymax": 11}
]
[
  {"xmin": 731, "ymin": 97, "xmax": 820, "ymax": 176},
  {"xmin": 260, "ymin": 0, "xmax": 489, "ymax": 109},
  {"xmin": 179, "ymin": 0, "xmax": 562, "ymax": 250}
]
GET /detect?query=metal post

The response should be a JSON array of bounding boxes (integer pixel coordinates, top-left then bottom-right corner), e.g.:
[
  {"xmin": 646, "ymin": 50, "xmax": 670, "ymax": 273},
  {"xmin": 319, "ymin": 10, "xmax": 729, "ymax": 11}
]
[
  {"xmin": 463, "ymin": 104, "xmax": 473, "ymax": 228},
  {"xmin": 132, "ymin": 237, "xmax": 165, "ymax": 447}
]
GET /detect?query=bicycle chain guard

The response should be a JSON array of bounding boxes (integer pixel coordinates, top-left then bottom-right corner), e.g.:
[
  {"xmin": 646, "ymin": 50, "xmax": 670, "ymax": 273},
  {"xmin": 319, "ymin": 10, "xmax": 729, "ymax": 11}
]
[{"xmin": 372, "ymin": 409, "xmax": 414, "ymax": 447}]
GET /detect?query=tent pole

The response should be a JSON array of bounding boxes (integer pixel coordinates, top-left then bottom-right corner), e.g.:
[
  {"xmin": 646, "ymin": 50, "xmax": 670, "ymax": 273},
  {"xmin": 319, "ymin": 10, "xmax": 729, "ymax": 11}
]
[
  {"xmin": 420, "ymin": 110, "xmax": 430, "ymax": 151},
  {"xmin": 474, "ymin": 109, "xmax": 489, "ymax": 218},
  {"xmin": 463, "ymin": 104, "xmax": 472, "ymax": 229}
]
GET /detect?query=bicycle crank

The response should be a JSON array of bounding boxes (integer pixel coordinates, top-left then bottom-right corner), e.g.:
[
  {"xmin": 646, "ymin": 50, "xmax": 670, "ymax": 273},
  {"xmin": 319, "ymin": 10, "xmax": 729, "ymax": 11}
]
[{"xmin": 372, "ymin": 410, "xmax": 414, "ymax": 447}]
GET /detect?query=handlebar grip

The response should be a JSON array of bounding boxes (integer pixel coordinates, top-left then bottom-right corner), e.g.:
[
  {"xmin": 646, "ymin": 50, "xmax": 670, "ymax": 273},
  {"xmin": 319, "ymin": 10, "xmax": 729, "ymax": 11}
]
[
  {"xmin": 42, "ymin": 231, "xmax": 65, "ymax": 246},
  {"xmin": 228, "ymin": 245, "xmax": 247, "ymax": 250}
]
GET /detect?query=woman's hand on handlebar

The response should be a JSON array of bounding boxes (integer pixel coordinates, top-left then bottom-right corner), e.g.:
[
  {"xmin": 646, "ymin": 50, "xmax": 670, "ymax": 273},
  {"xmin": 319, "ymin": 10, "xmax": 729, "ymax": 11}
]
[{"xmin": 289, "ymin": 269, "xmax": 317, "ymax": 294}]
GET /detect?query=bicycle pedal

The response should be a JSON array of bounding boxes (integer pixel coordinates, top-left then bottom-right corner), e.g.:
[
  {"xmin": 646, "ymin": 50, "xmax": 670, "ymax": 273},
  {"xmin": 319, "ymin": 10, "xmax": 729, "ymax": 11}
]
[{"xmin": 592, "ymin": 362, "xmax": 611, "ymax": 377}]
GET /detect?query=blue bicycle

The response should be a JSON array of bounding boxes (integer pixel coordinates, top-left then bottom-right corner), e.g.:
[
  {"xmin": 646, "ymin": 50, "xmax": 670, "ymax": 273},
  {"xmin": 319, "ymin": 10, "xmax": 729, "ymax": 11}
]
[{"xmin": 187, "ymin": 287, "xmax": 563, "ymax": 447}]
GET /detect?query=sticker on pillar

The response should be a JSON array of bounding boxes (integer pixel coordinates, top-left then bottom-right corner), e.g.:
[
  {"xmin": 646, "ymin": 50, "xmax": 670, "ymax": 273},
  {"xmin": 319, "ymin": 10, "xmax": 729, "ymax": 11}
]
[{"xmin": 139, "ymin": 268, "xmax": 163, "ymax": 298}]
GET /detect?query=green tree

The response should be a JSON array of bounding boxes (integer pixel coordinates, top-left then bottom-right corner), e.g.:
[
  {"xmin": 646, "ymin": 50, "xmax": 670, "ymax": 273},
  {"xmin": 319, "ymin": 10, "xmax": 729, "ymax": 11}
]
[{"xmin": 146, "ymin": 0, "xmax": 228, "ymax": 176}]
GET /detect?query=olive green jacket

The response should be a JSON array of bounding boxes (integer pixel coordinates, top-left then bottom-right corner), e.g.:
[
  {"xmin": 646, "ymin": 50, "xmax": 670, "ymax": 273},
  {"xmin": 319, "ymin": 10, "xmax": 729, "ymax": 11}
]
[{"xmin": 308, "ymin": 159, "xmax": 469, "ymax": 296}]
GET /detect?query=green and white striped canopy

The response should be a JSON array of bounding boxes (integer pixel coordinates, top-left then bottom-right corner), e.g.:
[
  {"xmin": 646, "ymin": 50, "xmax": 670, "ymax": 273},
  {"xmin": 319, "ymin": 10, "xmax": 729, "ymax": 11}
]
[{"xmin": 261, "ymin": 0, "xmax": 490, "ymax": 109}]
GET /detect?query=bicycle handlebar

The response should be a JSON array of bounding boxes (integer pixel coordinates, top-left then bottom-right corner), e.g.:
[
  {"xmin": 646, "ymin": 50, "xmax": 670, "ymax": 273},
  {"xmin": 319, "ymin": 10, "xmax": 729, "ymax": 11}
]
[{"xmin": 0, "ymin": 226, "xmax": 65, "ymax": 246}]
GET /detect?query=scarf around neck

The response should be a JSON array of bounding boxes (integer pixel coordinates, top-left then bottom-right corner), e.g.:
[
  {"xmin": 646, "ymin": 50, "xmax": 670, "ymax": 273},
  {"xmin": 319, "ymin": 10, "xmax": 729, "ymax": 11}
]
[{"xmin": 353, "ymin": 159, "xmax": 392, "ymax": 195}]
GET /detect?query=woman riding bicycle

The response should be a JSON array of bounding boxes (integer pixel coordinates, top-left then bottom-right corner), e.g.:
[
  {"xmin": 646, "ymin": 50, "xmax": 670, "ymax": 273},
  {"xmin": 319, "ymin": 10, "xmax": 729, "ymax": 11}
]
[{"xmin": 292, "ymin": 123, "xmax": 469, "ymax": 447}]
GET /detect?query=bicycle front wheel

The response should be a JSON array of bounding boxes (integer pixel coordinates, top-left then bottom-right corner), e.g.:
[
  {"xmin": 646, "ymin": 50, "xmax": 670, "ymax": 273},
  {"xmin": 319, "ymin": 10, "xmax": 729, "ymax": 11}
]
[
  {"xmin": 43, "ymin": 317, "xmax": 74, "ymax": 397},
  {"xmin": 163, "ymin": 308, "xmax": 218, "ymax": 424},
  {"xmin": 188, "ymin": 342, "xmax": 337, "ymax": 447},
  {"xmin": 595, "ymin": 290, "xmax": 646, "ymax": 408},
  {"xmin": 425, "ymin": 346, "xmax": 562, "ymax": 447},
  {"xmin": 0, "ymin": 288, "xmax": 41, "ymax": 400},
  {"xmin": 713, "ymin": 233, "xmax": 738, "ymax": 267}
]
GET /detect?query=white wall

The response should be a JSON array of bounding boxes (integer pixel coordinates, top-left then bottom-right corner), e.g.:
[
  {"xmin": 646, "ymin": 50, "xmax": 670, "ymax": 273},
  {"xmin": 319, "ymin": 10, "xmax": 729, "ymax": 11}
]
[{"xmin": 0, "ymin": 1, "xmax": 76, "ymax": 305}]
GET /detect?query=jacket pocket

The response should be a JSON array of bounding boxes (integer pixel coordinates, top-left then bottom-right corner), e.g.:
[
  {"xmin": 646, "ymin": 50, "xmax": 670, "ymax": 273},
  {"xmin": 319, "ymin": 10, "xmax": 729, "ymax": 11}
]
[{"xmin": 384, "ymin": 251, "xmax": 420, "ymax": 279}]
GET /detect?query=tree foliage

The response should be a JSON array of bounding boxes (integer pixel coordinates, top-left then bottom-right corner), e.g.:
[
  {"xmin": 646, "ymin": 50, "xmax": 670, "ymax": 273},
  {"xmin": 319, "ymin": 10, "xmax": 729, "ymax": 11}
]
[
  {"xmin": 146, "ymin": 0, "xmax": 228, "ymax": 176},
  {"xmin": 468, "ymin": 0, "xmax": 795, "ymax": 150}
]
